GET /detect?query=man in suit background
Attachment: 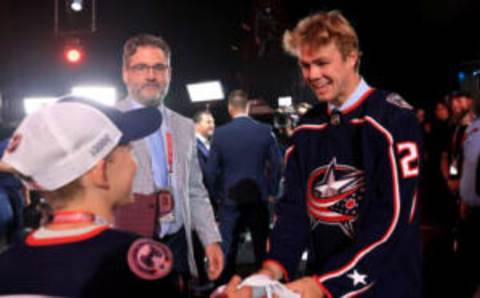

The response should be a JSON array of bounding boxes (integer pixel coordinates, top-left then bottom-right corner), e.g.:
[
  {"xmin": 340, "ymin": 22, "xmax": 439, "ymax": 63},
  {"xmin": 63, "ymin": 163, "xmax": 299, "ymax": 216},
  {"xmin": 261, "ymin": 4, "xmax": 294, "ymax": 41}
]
[
  {"xmin": 207, "ymin": 89, "xmax": 282, "ymax": 283},
  {"xmin": 114, "ymin": 34, "xmax": 223, "ymax": 295},
  {"xmin": 193, "ymin": 110, "xmax": 216, "ymax": 202},
  {"xmin": 192, "ymin": 109, "xmax": 217, "ymax": 294}
]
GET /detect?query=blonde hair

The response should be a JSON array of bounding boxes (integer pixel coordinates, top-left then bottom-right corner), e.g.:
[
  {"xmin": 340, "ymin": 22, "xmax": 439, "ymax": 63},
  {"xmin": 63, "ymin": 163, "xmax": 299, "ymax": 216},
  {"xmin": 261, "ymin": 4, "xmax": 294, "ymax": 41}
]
[{"xmin": 283, "ymin": 10, "xmax": 359, "ymax": 59}]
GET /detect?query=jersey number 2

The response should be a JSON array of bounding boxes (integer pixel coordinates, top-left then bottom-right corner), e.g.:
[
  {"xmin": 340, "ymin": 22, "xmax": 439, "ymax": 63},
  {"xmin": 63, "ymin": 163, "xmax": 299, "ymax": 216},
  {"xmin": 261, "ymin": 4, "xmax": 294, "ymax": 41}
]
[{"xmin": 396, "ymin": 142, "xmax": 419, "ymax": 178}]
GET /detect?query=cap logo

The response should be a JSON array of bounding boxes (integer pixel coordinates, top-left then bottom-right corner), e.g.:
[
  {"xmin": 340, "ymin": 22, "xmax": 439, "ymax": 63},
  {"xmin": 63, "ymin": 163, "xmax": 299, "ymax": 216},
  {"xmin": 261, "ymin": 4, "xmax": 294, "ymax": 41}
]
[
  {"xmin": 127, "ymin": 238, "xmax": 173, "ymax": 280},
  {"xmin": 6, "ymin": 134, "xmax": 22, "ymax": 154},
  {"xmin": 89, "ymin": 135, "xmax": 113, "ymax": 157}
]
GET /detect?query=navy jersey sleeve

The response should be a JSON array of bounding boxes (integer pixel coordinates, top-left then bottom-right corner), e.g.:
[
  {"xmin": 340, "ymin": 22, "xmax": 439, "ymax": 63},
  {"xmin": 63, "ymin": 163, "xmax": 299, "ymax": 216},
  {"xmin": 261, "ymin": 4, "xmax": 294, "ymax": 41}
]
[
  {"xmin": 316, "ymin": 105, "xmax": 422, "ymax": 297},
  {"xmin": 266, "ymin": 138, "xmax": 311, "ymax": 279}
]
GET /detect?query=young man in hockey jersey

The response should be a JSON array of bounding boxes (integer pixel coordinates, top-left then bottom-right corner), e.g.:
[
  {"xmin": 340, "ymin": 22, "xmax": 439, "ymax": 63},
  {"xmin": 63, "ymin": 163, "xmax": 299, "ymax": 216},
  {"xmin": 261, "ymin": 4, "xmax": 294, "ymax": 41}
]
[
  {"xmin": 0, "ymin": 97, "xmax": 180, "ymax": 296},
  {"xmin": 256, "ymin": 10, "xmax": 422, "ymax": 298}
]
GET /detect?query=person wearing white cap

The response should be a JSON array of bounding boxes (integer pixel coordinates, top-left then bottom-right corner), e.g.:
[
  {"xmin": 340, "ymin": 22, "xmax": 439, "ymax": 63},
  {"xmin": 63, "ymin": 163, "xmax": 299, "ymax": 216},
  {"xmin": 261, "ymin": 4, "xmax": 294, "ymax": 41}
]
[{"xmin": 0, "ymin": 97, "xmax": 180, "ymax": 296}]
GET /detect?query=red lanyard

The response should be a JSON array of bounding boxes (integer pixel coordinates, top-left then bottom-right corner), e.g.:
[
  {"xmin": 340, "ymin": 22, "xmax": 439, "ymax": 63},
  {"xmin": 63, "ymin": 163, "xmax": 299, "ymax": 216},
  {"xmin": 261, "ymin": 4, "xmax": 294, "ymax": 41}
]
[
  {"xmin": 165, "ymin": 131, "xmax": 173, "ymax": 174},
  {"xmin": 50, "ymin": 210, "xmax": 96, "ymax": 225}
]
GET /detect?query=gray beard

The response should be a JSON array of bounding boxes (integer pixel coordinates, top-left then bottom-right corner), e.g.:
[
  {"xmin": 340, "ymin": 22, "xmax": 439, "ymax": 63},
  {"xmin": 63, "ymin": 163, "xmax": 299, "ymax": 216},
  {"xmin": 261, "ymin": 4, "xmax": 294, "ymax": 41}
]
[
  {"xmin": 144, "ymin": 97, "xmax": 163, "ymax": 107},
  {"xmin": 134, "ymin": 89, "xmax": 167, "ymax": 107}
]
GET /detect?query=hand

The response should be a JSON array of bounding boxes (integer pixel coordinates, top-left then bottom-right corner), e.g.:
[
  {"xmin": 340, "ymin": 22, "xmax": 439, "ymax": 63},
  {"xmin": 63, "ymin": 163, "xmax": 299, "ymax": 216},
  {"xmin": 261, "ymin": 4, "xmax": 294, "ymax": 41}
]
[
  {"xmin": 205, "ymin": 242, "xmax": 224, "ymax": 280},
  {"xmin": 223, "ymin": 275, "xmax": 252, "ymax": 298},
  {"xmin": 256, "ymin": 268, "xmax": 277, "ymax": 280},
  {"xmin": 286, "ymin": 277, "xmax": 324, "ymax": 298},
  {"xmin": 257, "ymin": 261, "xmax": 283, "ymax": 280},
  {"xmin": 0, "ymin": 161, "xmax": 14, "ymax": 173}
]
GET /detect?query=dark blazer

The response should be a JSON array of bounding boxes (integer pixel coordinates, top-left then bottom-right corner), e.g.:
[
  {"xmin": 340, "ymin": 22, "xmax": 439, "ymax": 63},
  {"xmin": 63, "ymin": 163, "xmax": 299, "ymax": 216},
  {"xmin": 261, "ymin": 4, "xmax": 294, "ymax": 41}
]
[
  {"xmin": 206, "ymin": 116, "xmax": 282, "ymax": 205},
  {"xmin": 196, "ymin": 138, "xmax": 209, "ymax": 177}
]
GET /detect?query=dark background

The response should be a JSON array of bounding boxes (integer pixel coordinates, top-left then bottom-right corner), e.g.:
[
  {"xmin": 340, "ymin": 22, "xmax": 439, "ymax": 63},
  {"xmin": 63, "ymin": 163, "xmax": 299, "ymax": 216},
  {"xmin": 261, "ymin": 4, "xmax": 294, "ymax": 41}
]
[{"xmin": 1, "ymin": 0, "xmax": 480, "ymax": 125}]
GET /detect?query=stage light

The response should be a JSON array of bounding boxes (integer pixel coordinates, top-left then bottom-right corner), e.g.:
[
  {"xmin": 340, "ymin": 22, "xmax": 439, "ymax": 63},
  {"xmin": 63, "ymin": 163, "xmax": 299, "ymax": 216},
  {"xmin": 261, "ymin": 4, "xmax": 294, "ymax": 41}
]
[
  {"xmin": 70, "ymin": 0, "xmax": 83, "ymax": 12},
  {"xmin": 71, "ymin": 86, "xmax": 117, "ymax": 106},
  {"xmin": 63, "ymin": 44, "xmax": 85, "ymax": 64},
  {"xmin": 186, "ymin": 81, "xmax": 224, "ymax": 102},
  {"xmin": 278, "ymin": 96, "xmax": 292, "ymax": 107},
  {"xmin": 23, "ymin": 97, "xmax": 58, "ymax": 115}
]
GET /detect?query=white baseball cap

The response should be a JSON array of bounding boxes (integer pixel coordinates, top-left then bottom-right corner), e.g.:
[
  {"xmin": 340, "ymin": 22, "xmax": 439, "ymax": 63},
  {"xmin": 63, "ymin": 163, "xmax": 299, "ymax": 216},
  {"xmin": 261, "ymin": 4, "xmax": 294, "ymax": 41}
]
[{"xmin": 1, "ymin": 97, "xmax": 162, "ymax": 191}]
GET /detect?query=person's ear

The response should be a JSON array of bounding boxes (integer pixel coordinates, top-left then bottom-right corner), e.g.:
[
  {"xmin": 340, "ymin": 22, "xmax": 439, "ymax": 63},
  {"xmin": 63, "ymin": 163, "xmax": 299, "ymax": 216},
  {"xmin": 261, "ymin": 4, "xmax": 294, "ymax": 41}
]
[
  {"xmin": 88, "ymin": 160, "xmax": 110, "ymax": 189},
  {"xmin": 122, "ymin": 66, "xmax": 130, "ymax": 86},
  {"xmin": 346, "ymin": 50, "xmax": 359, "ymax": 69}
]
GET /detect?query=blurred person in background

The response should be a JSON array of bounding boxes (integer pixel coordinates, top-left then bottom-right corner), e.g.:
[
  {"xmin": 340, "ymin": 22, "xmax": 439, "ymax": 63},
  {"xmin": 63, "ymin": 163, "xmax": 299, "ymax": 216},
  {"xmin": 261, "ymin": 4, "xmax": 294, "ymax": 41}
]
[
  {"xmin": 0, "ymin": 138, "xmax": 24, "ymax": 248},
  {"xmin": 207, "ymin": 89, "xmax": 282, "ymax": 284},
  {"xmin": 193, "ymin": 109, "xmax": 218, "ymax": 295}
]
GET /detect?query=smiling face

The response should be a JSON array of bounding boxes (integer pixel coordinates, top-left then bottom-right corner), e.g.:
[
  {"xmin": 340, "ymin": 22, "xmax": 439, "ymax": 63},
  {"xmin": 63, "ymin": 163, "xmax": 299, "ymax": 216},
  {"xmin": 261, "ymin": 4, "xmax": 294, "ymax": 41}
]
[
  {"xmin": 449, "ymin": 95, "xmax": 472, "ymax": 120},
  {"xmin": 122, "ymin": 46, "xmax": 171, "ymax": 106},
  {"xmin": 298, "ymin": 41, "xmax": 360, "ymax": 106},
  {"xmin": 195, "ymin": 113, "xmax": 215, "ymax": 139}
]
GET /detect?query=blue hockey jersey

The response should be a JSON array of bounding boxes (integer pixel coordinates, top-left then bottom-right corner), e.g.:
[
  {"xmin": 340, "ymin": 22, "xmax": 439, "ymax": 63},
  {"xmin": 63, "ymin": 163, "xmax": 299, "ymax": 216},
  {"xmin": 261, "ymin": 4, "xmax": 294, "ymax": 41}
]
[
  {"xmin": 267, "ymin": 88, "xmax": 422, "ymax": 297},
  {"xmin": 0, "ymin": 225, "xmax": 179, "ymax": 297}
]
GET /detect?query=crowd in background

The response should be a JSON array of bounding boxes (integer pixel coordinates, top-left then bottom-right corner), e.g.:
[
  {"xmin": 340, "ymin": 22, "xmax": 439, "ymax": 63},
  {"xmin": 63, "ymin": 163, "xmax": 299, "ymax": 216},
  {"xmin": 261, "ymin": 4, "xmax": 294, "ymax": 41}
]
[{"xmin": 415, "ymin": 91, "xmax": 479, "ymax": 297}]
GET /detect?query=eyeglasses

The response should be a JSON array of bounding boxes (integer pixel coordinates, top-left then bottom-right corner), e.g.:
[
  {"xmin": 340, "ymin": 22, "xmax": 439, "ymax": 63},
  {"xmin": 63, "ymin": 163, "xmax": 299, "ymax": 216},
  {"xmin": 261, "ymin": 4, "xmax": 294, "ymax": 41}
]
[{"xmin": 128, "ymin": 63, "xmax": 169, "ymax": 74}]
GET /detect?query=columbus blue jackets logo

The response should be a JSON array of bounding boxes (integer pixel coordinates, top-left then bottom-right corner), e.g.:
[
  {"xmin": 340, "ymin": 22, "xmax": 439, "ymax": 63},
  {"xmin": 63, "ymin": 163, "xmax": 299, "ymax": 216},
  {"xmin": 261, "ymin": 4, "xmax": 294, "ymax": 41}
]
[
  {"xmin": 127, "ymin": 238, "xmax": 173, "ymax": 280},
  {"xmin": 306, "ymin": 158, "xmax": 365, "ymax": 238}
]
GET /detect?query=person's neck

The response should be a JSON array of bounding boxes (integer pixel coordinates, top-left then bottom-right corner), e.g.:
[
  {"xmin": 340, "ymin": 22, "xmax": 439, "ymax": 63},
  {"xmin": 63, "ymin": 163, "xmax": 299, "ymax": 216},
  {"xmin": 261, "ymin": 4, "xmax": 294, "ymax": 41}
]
[
  {"xmin": 48, "ymin": 195, "xmax": 113, "ymax": 229},
  {"xmin": 332, "ymin": 73, "xmax": 361, "ymax": 108},
  {"xmin": 128, "ymin": 96, "xmax": 162, "ymax": 108},
  {"xmin": 196, "ymin": 133, "xmax": 210, "ymax": 146},
  {"xmin": 231, "ymin": 111, "xmax": 248, "ymax": 118}
]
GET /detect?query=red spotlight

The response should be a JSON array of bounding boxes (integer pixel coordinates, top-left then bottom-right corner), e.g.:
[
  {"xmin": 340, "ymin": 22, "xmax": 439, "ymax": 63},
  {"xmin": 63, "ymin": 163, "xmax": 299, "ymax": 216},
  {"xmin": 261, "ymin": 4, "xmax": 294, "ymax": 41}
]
[{"xmin": 63, "ymin": 45, "xmax": 85, "ymax": 64}]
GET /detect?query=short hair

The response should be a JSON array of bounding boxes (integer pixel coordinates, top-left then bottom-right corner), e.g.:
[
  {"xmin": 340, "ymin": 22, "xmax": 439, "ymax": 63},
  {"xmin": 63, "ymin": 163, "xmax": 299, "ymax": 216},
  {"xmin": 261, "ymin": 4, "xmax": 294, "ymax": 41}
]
[
  {"xmin": 122, "ymin": 34, "xmax": 171, "ymax": 68},
  {"xmin": 228, "ymin": 89, "xmax": 249, "ymax": 110},
  {"xmin": 283, "ymin": 10, "xmax": 359, "ymax": 59},
  {"xmin": 193, "ymin": 110, "xmax": 213, "ymax": 124},
  {"xmin": 446, "ymin": 90, "xmax": 472, "ymax": 103}
]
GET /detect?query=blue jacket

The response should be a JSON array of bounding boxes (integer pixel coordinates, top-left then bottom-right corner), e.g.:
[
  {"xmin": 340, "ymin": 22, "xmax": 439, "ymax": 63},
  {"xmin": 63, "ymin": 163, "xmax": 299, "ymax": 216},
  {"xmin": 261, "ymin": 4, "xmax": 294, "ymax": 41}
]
[
  {"xmin": 267, "ymin": 90, "xmax": 422, "ymax": 297},
  {"xmin": 206, "ymin": 116, "xmax": 282, "ymax": 205}
]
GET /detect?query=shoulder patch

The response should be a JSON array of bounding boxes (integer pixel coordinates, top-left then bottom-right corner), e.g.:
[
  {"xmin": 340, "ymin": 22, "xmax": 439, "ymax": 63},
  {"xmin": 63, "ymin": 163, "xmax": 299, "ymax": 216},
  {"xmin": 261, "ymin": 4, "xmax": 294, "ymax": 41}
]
[
  {"xmin": 386, "ymin": 93, "xmax": 413, "ymax": 110},
  {"xmin": 127, "ymin": 238, "xmax": 173, "ymax": 280}
]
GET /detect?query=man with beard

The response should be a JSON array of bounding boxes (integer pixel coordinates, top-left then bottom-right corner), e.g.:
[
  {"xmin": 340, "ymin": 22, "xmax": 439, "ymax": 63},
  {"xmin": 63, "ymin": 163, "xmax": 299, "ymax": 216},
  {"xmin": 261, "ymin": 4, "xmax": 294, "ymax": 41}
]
[
  {"xmin": 441, "ymin": 92, "xmax": 474, "ymax": 198},
  {"xmin": 192, "ymin": 109, "xmax": 217, "ymax": 295},
  {"xmin": 193, "ymin": 109, "xmax": 216, "ymax": 201},
  {"xmin": 115, "ymin": 34, "xmax": 223, "ymax": 296},
  {"xmin": 440, "ymin": 91, "xmax": 476, "ymax": 297}
]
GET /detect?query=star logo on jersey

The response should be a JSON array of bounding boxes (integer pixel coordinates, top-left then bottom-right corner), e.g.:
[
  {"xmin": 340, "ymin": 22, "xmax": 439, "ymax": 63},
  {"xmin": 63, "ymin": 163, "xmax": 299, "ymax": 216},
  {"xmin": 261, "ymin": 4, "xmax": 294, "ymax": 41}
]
[
  {"xmin": 347, "ymin": 269, "xmax": 368, "ymax": 286},
  {"xmin": 306, "ymin": 158, "xmax": 365, "ymax": 237}
]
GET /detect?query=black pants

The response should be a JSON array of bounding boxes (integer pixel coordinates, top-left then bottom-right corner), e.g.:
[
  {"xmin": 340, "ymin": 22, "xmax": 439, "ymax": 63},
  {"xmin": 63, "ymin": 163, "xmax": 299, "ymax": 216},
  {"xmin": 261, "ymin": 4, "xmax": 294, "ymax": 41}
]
[
  {"xmin": 161, "ymin": 227, "xmax": 191, "ymax": 297},
  {"xmin": 218, "ymin": 200, "xmax": 270, "ymax": 284},
  {"xmin": 457, "ymin": 207, "xmax": 480, "ymax": 297}
]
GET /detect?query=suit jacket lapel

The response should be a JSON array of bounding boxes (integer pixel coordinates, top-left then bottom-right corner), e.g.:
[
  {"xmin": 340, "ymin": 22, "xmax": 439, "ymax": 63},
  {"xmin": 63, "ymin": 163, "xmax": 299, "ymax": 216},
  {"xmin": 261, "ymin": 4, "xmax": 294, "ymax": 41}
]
[{"xmin": 197, "ymin": 139, "xmax": 209, "ymax": 158}]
